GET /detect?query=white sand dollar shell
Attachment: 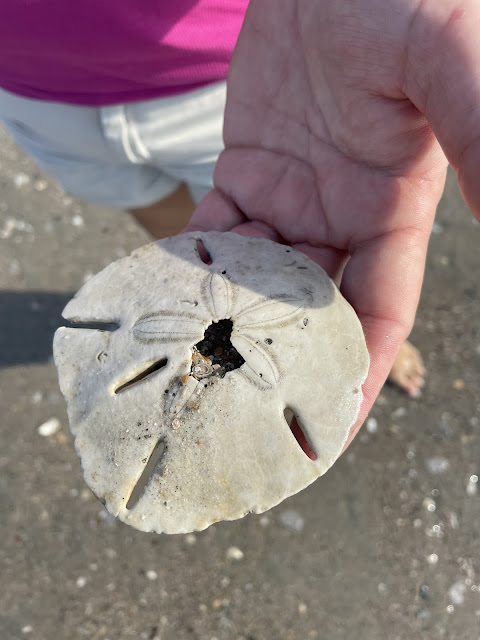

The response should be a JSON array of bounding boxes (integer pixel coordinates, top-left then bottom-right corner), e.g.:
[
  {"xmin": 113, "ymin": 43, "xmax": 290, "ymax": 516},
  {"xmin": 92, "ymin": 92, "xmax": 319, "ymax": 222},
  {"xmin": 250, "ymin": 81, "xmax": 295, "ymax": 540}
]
[{"xmin": 53, "ymin": 232, "xmax": 369, "ymax": 534}]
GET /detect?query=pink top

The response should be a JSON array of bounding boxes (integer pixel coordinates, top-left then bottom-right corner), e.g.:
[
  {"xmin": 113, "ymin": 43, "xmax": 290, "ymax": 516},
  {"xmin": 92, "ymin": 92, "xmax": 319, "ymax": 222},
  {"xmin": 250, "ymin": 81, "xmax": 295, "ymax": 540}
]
[{"xmin": 0, "ymin": 0, "xmax": 247, "ymax": 106}]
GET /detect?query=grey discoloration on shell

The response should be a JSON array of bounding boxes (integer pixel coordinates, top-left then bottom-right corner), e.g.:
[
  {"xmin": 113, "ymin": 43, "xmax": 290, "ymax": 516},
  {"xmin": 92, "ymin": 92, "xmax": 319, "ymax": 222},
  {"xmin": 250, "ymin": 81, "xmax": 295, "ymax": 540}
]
[{"xmin": 53, "ymin": 232, "xmax": 369, "ymax": 534}]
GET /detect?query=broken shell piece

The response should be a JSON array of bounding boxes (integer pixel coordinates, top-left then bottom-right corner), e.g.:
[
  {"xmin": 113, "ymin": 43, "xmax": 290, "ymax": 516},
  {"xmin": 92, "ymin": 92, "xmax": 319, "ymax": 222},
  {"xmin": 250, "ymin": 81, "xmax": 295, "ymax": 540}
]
[
  {"xmin": 191, "ymin": 349, "xmax": 215, "ymax": 379},
  {"xmin": 53, "ymin": 232, "xmax": 369, "ymax": 534}
]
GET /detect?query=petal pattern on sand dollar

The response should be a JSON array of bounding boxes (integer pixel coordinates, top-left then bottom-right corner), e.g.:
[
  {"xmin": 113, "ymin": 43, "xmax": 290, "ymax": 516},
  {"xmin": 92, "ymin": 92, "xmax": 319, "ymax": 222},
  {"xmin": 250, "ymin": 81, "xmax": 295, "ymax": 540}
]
[
  {"xmin": 202, "ymin": 272, "xmax": 234, "ymax": 321},
  {"xmin": 231, "ymin": 332, "xmax": 280, "ymax": 389},
  {"xmin": 132, "ymin": 311, "xmax": 205, "ymax": 343},
  {"xmin": 235, "ymin": 290, "xmax": 313, "ymax": 330}
]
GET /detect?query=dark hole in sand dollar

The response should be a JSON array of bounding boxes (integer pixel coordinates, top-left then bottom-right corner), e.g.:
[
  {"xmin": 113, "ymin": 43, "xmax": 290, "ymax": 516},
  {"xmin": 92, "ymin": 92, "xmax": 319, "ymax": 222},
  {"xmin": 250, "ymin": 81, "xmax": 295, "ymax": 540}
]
[
  {"xmin": 284, "ymin": 408, "xmax": 317, "ymax": 461},
  {"xmin": 195, "ymin": 319, "xmax": 245, "ymax": 374},
  {"xmin": 114, "ymin": 358, "xmax": 168, "ymax": 394},
  {"xmin": 195, "ymin": 238, "xmax": 212, "ymax": 265},
  {"xmin": 126, "ymin": 438, "xmax": 166, "ymax": 510}
]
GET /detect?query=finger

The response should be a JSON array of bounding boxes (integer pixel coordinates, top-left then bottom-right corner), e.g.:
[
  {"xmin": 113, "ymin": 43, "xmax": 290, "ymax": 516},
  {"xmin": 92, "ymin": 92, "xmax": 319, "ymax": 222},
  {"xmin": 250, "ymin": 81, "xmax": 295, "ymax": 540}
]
[
  {"xmin": 213, "ymin": 147, "xmax": 337, "ymax": 244},
  {"xmin": 407, "ymin": 1, "xmax": 480, "ymax": 218},
  {"xmin": 290, "ymin": 242, "xmax": 349, "ymax": 285},
  {"xmin": 340, "ymin": 224, "xmax": 432, "ymax": 447},
  {"xmin": 184, "ymin": 189, "xmax": 246, "ymax": 233},
  {"xmin": 229, "ymin": 220, "xmax": 285, "ymax": 242},
  {"xmin": 230, "ymin": 226, "xmax": 350, "ymax": 281},
  {"xmin": 189, "ymin": 205, "xmax": 349, "ymax": 282}
]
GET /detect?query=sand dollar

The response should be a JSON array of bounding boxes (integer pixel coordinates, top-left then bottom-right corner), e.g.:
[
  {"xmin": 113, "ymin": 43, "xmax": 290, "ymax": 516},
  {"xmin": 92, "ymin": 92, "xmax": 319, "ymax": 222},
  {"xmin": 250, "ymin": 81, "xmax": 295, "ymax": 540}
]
[{"xmin": 54, "ymin": 232, "xmax": 369, "ymax": 533}]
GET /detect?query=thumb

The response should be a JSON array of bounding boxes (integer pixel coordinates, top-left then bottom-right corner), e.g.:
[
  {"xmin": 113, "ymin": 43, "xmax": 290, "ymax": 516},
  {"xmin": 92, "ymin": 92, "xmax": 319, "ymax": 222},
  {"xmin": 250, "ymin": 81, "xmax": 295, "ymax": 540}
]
[{"xmin": 406, "ymin": 1, "xmax": 480, "ymax": 218}]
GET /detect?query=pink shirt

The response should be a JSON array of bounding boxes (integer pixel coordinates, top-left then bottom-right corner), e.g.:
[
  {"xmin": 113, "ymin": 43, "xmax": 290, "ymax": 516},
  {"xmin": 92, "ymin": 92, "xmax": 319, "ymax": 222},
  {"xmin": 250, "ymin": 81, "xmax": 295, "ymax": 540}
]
[{"xmin": 0, "ymin": 0, "xmax": 247, "ymax": 106}]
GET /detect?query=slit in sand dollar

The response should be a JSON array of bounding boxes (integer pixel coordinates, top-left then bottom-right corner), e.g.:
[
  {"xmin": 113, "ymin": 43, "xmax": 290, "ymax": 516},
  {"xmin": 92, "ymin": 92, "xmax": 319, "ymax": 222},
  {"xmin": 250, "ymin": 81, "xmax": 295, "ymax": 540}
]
[{"xmin": 53, "ymin": 232, "xmax": 369, "ymax": 534}]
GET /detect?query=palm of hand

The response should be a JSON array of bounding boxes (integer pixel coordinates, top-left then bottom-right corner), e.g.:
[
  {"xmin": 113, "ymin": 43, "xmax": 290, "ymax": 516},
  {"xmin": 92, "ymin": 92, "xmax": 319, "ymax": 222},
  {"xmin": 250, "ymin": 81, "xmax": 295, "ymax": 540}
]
[{"xmin": 188, "ymin": 0, "xmax": 478, "ymax": 439}]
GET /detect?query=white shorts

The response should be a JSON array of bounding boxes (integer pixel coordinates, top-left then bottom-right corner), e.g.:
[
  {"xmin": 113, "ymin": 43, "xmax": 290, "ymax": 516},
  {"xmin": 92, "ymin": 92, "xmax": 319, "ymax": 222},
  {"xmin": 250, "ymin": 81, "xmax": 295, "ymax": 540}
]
[{"xmin": 0, "ymin": 82, "xmax": 226, "ymax": 208}]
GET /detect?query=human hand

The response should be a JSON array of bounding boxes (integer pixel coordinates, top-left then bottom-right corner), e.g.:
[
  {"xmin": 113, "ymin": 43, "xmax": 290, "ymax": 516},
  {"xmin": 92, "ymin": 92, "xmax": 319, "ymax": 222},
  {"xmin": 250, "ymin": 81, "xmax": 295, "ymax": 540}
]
[{"xmin": 186, "ymin": 0, "xmax": 480, "ymax": 444}]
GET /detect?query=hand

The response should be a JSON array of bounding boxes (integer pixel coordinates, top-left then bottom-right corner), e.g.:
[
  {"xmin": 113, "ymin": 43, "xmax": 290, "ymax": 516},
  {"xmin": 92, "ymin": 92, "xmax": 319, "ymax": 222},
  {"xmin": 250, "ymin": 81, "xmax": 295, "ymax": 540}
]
[{"xmin": 186, "ymin": 0, "xmax": 480, "ymax": 445}]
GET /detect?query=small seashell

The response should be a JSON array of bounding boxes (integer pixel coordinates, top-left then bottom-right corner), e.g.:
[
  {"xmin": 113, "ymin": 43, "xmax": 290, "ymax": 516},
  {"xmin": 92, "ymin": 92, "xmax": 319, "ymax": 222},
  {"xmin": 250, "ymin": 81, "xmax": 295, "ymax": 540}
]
[
  {"xmin": 226, "ymin": 546, "xmax": 244, "ymax": 560},
  {"xmin": 37, "ymin": 417, "xmax": 61, "ymax": 437}
]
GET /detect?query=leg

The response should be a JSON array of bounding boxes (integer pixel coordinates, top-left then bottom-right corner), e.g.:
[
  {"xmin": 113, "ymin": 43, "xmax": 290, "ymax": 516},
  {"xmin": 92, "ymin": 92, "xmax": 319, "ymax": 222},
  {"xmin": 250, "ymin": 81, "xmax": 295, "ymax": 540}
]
[
  {"xmin": 129, "ymin": 182, "xmax": 195, "ymax": 240},
  {"xmin": 387, "ymin": 340, "xmax": 426, "ymax": 397},
  {"xmin": 126, "ymin": 83, "xmax": 225, "ymax": 238}
]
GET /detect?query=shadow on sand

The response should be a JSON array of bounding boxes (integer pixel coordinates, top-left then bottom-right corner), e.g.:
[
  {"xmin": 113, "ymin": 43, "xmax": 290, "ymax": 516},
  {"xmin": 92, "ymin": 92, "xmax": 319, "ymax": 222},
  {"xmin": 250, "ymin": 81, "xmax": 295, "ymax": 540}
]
[{"xmin": 0, "ymin": 290, "xmax": 73, "ymax": 368}]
